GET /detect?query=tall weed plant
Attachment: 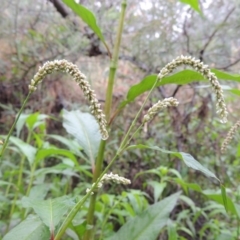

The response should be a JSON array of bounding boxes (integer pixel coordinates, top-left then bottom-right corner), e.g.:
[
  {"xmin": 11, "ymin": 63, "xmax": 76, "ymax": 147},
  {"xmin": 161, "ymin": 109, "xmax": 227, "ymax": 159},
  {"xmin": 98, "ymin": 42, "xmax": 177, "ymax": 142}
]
[{"xmin": 1, "ymin": 1, "xmax": 240, "ymax": 239}]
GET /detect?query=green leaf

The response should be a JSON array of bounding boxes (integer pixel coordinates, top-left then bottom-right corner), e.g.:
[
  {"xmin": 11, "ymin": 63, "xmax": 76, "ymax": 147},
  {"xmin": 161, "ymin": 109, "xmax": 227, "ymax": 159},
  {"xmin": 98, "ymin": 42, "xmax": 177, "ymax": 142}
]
[
  {"xmin": 35, "ymin": 147, "xmax": 78, "ymax": 166},
  {"xmin": 203, "ymin": 190, "xmax": 238, "ymax": 217},
  {"xmin": 34, "ymin": 164, "xmax": 79, "ymax": 178},
  {"xmin": 3, "ymin": 215, "xmax": 50, "ymax": 240},
  {"xmin": 28, "ymin": 184, "xmax": 49, "ymax": 200},
  {"xmin": 25, "ymin": 112, "xmax": 48, "ymax": 131},
  {"xmin": 63, "ymin": 0, "xmax": 106, "ymax": 44},
  {"xmin": 107, "ymin": 192, "xmax": 180, "ymax": 240},
  {"xmin": 126, "ymin": 145, "xmax": 219, "ymax": 182},
  {"xmin": 120, "ymin": 69, "xmax": 240, "ymax": 109},
  {"xmin": 228, "ymin": 88, "xmax": 240, "ymax": 96},
  {"xmin": 8, "ymin": 136, "xmax": 37, "ymax": 165},
  {"xmin": 212, "ymin": 69, "xmax": 240, "ymax": 82},
  {"xmin": 147, "ymin": 181, "xmax": 166, "ymax": 203},
  {"xmin": 62, "ymin": 110, "xmax": 101, "ymax": 165},
  {"xmin": 221, "ymin": 185, "xmax": 228, "ymax": 212},
  {"xmin": 0, "ymin": 180, "xmax": 17, "ymax": 189},
  {"xmin": 16, "ymin": 114, "xmax": 29, "ymax": 137},
  {"xmin": 47, "ymin": 134, "xmax": 84, "ymax": 158},
  {"xmin": 15, "ymin": 113, "xmax": 48, "ymax": 137},
  {"xmin": 179, "ymin": 0, "xmax": 202, "ymax": 14},
  {"xmin": 120, "ymin": 70, "xmax": 205, "ymax": 108},
  {"xmin": 177, "ymin": 152, "xmax": 219, "ymax": 181},
  {"xmin": 22, "ymin": 196, "xmax": 75, "ymax": 229},
  {"xmin": 167, "ymin": 220, "xmax": 178, "ymax": 240},
  {"xmin": 174, "ymin": 178, "xmax": 202, "ymax": 194}
]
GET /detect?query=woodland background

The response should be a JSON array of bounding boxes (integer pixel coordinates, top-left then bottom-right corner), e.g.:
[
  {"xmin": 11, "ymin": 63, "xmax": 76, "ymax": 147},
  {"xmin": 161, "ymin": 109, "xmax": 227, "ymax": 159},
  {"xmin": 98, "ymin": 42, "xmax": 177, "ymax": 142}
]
[{"xmin": 0, "ymin": 0, "xmax": 240, "ymax": 239}]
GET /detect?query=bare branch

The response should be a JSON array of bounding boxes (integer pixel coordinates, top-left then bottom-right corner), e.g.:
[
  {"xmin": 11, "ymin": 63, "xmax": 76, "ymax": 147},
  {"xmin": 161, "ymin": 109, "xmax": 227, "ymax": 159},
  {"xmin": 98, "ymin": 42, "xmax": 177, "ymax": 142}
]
[
  {"xmin": 48, "ymin": 0, "xmax": 69, "ymax": 18},
  {"xmin": 199, "ymin": 7, "xmax": 235, "ymax": 61}
]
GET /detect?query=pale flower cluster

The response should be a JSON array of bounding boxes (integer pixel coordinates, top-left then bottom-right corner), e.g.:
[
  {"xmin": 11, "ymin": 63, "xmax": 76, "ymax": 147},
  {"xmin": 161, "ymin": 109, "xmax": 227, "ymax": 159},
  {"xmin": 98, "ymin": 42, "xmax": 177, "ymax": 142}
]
[
  {"xmin": 86, "ymin": 172, "xmax": 131, "ymax": 195},
  {"xmin": 143, "ymin": 97, "xmax": 179, "ymax": 123},
  {"xmin": 158, "ymin": 56, "xmax": 228, "ymax": 123},
  {"xmin": 101, "ymin": 172, "xmax": 131, "ymax": 185},
  {"xmin": 28, "ymin": 60, "xmax": 108, "ymax": 140},
  {"xmin": 221, "ymin": 120, "xmax": 240, "ymax": 153}
]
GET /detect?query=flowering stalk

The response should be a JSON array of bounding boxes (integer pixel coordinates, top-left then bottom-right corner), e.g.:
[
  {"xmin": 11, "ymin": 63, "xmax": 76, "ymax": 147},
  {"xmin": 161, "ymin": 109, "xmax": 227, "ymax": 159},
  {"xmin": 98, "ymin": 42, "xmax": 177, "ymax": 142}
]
[
  {"xmin": 86, "ymin": 172, "xmax": 131, "ymax": 194},
  {"xmin": 221, "ymin": 120, "xmax": 240, "ymax": 153},
  {"xmin": 83, "ymin": 1, "xmax": 127, "ymax": 240},
  {"xmin": 29, "ymin": 59, "xmax": 108, "ymax": 140},
  {"xmin": 158, "ymin": 56, "xmax": 228, "ymax": 123},
  {"xmin": 143, "ymin": 97, "xmax": 179, "ymax": 123},
  {"xmin": 0, "ymin": 93, "xmax": 31, "ymax": 161}
]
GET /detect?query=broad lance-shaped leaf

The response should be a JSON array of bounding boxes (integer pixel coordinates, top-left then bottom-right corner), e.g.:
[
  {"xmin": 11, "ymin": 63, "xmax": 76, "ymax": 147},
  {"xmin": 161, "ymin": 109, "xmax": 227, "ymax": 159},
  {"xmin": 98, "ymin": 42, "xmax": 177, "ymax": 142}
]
[
  {"xmin": 126, "ymin": 145, "xmax": 219, "ymax": 182},
  {"xmin": 63, "ymin": 0, "xmax": 106, "ymax": 45},
  {"xmin": 62, "ymin": 109, "xmax": 101, "ymax": 165},
  {"xmin": 203, "ymin": 189, "xmax": 237, "ymax": 216},
  {"xmin": 127, "ymin": 145, "xmax": 229, "ymax": 213},
  {"xmin": 22, "ymin": 196, "xmax": 75, "ymax": 230},
  {"xmin": 35, "ymin": 147, "xmax": 79, "ymax": 166},
  {"xmin": 119, "ymin": 69, "xmax": 240, "ymax": 109},
  {"xmin": 107, "ymin": 192, "xmax": 180, "ymax": 240},
  {"xmin": 3, "ymin": 215, "xmax": 50, "ymax": 240},
  {"xmin": 8, "ymin": 136, "xmax": 37, "ymax": 166}
]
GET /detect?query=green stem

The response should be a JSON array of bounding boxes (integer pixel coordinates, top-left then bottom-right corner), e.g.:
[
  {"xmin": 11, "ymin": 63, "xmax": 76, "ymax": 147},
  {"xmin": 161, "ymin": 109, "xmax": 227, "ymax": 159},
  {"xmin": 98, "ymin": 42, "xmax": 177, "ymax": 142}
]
[
  {"xmin": 118, "ymin": 76, "xmax": 159, "ymax": 154},
  {"xmin": 83, "ymin": 1, "xmax": 127, "ymax": 240},
  {"xmin": 0, "ymin": 92, "xmax": 32, "ymax": 161},
  {"xmin": 11, "ymin": 131, "xmax": 32, "ymax": 222},
  {"xmin": 55, "ymin": 154, "xmax": 119, "ymax": 240},
  {"xmin": 120, "ymin": 124, "xmax": 143, "ymax": 151},
  {"xmin": 25, "ymin": 161, "xmax": 37, "ymax": 197},
  {"xmin": 6, "ymin": 154, "xmax": 26, "ymax": 232},
  {"xmin": 104, "ymin": 0, "xmax": 127, "ymax": 122}
]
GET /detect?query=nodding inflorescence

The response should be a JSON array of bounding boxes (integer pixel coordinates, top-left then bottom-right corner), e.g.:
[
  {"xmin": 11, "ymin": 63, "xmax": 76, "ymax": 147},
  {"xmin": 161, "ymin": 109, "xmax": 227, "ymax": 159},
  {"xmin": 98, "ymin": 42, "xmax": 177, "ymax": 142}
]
[
  {"xmin": 143, "ymin": 97, "xmax": 179, "ymax": 123},
  {"xmin": 86, "ymin": 172, "xmax": 131, "ymax": 195},
  {"xmin": 157, "ymin": 56, "xmax": 228, "ymax": 123},
  {"xmin": 221, "ymin": 120, "xmax": 240, "ymax": 153},
  {"xmin": 28, "ymin": 59, "xmax": 108, "ymax": 140}
]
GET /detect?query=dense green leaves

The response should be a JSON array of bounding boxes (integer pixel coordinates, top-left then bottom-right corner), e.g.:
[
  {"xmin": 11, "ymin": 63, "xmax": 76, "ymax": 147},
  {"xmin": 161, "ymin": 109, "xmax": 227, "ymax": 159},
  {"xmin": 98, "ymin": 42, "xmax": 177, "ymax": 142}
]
[
  {"xmin": 8, "ymin": 136, "xmax": 37, "ymax": 165},
  {"xmin": 126, "ymin": 144, "xmax": 219, "ymax": 181},
  {"xmin": 3, "ymin": 215, "xmax": 50, "ymax": 240},
  {"xmin": 35, "ymin": 147, "xmax": 78, "ymax": 166},
  {"xmin": 203, "ymin": 190, "xmax": 238, "ymax": 217},
  {"xmin": 22, "ymin": 196, "xmax": 75, "ymax": 229},
  {"xmin": 107, "ymin": 192, "xmax": 180, "ymax": 240}
]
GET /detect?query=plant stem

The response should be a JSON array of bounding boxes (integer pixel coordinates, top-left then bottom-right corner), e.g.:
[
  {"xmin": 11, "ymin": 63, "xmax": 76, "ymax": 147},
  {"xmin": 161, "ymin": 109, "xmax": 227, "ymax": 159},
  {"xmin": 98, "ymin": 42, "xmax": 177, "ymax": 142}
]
[
  {"xmin": 55, "ymin": 153, "xmax": 119, "ymax": 240},
  {"xmin": 118, "ymin": 76, "xmax": 159, "ymax": 154},
  {"xmin": 104, "ymin": 0, "xmax": 127, "ymax": 122},
  {"xmin": 0, "ymin": 92, "xmax": 31, "ymax": 162},
  {"xmin": 25, "ymin": 161, "xmax": 37, "ymax": 197},
  {"xmin": 83, "ymin": 1, "xmax": 127, "ymax": 240}
]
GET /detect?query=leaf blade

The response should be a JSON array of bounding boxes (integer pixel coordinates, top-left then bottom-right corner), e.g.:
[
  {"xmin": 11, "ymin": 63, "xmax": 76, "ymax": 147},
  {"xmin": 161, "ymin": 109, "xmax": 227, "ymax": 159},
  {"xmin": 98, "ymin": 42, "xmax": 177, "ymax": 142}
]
[
  {"xmin": 3, "ymin": 215, "xmax": 50, "ymax": 240},
  {"xmin": 22, "ymin": 196, "xmax": 75, "ymax": 229},
  {"xmin": 179, "ymin": 0, "xmax": 202, "ymax": 14},
  {"xmin": 62, "ymin": 110, "xmax": 101, "ymax": 165},
  {"xmin": 126, "ymin": 144, "xmax": 219, "ymax": 182},
  {"xmin": 107, "ymin": 192, "xmax": 180, "ymax": 240},
  {"xmin": 62, "ymin": 0, "xmax": 105, "ymax": 43},
  {"xmin": 120, "ymin": 69, "xmax": 240, "ymax": 109}
]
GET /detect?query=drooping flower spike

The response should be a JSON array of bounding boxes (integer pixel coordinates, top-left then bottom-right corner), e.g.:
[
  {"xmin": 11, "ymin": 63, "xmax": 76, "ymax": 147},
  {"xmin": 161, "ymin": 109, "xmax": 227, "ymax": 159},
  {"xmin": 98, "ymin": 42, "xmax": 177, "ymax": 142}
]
[
  {"xmin": 221, "ymin": 120, "xmax": 240, "ymax": 153},
  {"xmin": 158, "ymin": 56, "xmax": 228, "ymax": 123},
  {"xmin": 28, "ymin": 60, "xmax": 108, "ymax": 140},
  {"xmin": 86, "ymin": 172, "xmax": 131, "ymax": 194},
  {"xmin": 143, "ymin": 97, "xmax": 179, "ymax": 123}
]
